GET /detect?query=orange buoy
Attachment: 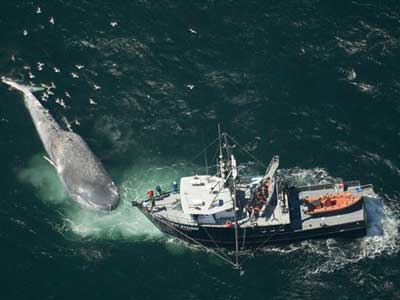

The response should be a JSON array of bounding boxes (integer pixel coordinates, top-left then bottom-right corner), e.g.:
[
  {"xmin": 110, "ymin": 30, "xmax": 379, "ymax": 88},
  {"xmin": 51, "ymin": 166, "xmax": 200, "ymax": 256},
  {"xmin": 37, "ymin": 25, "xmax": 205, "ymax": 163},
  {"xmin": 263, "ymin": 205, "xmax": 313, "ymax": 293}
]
[{"xmin": 225, "ymin": 220, "xmax": 233, "ymax": 228}]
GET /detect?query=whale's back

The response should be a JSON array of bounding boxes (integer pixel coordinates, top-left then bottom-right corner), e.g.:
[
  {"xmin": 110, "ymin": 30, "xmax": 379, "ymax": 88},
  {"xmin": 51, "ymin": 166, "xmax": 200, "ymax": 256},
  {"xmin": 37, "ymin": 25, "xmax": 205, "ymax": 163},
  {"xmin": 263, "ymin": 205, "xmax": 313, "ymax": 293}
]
[{"xmin": 51, "ymin": 131, "xmax": 119, "ymax": 210}]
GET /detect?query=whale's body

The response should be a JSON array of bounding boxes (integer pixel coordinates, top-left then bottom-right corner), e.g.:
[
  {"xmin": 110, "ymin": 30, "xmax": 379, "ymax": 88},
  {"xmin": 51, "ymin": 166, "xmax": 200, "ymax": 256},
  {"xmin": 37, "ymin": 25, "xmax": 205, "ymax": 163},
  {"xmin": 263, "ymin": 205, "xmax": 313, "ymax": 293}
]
[{"xmin": 2, "ymin": 78, "xmax": 119, "ymax": 211}]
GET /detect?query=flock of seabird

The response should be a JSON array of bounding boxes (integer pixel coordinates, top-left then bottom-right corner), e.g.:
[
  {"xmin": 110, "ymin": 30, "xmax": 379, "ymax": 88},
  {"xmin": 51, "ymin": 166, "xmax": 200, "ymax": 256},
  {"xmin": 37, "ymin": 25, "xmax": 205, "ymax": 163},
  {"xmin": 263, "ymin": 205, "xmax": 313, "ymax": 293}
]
[
  {"xmin": 12, "ymin": 5, "xmax": 111, "ymax": 113},
  {"xmin": 13, "ymin": 4, "xmax": 198, "ymax": 116}
]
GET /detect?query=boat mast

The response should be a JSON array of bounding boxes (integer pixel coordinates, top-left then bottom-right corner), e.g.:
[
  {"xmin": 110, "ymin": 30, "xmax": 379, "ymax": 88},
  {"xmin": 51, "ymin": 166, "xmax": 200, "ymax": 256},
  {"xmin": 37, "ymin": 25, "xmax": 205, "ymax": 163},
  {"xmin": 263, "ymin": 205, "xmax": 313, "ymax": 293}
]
[
  {"xmin": 232, "ymin": 170, "xmax": 240, "ymax": 269},
  {"xmin": 223, "ymin": 133, "xmax": 240, "ymax": 269},
  {"xmin": 218, "ymin": 124, "xmax": 222, "ymax": 157},
  {"xmin": 218, "ymin": 124, "xmax": 225, "ymax": 178},
  {"xmin": 202, "ymin": 132, "xmax": 209, "ymax": 175}
]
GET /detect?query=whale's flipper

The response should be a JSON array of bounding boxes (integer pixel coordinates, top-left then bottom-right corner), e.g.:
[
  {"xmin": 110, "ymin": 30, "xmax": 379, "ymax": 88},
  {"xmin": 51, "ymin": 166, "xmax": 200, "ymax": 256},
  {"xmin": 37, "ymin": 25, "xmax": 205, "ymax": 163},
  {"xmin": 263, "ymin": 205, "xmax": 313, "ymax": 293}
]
[{"xmin": 43, "ymin": 155, "xmax": 59, "ymax": 172}]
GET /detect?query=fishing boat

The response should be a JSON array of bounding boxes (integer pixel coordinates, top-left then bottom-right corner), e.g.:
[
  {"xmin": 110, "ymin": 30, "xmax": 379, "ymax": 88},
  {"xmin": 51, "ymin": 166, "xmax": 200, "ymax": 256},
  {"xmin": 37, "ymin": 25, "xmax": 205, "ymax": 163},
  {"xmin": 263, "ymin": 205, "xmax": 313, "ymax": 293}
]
[{"xmin": 132, "ymin": 129, "xmax": 383, "ymax": 269}]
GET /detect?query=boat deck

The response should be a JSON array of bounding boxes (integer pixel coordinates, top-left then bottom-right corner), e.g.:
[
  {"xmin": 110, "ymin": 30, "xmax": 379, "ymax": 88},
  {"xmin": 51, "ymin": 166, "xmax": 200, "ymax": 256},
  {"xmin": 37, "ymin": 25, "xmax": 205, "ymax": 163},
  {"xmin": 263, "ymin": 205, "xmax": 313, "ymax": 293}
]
[
  {"xmin": 297, "ymin": 184, "xmax": 375, "ymax": 231},
  {"xmin": 144, "ymin": 183, "xmax": 375, "ymax": 230}
]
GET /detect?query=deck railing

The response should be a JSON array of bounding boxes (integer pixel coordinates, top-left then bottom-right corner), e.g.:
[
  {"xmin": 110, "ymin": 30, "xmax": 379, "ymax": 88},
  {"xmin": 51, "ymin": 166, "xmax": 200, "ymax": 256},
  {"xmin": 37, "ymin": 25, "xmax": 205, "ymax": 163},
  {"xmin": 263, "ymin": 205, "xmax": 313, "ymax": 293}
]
[{"xmin": 296, "ymin": 180, "xmax": 361, "ymax": 192}]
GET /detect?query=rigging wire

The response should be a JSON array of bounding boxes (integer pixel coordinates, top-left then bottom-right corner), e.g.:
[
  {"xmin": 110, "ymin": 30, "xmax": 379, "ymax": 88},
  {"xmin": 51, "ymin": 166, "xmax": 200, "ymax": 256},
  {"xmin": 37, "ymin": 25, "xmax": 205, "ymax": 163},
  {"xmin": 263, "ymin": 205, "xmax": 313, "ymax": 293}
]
[
  {"xmin": 190, "ymin": 137, "xmax": 220, "ymax": 164},
  {"xmin": 239, "ymin": 222, "xmax": 289, "ymax": 267},
  {"xmin": 151, "ymin": 129, "xmax": 288, "ymax": 270},
  {"xmin": 226, "ymin": 134, "xmax": 267, "ymax": 170},
  {"xmin": 210, "ymin": 145, "xmax": 220, "ymax": 173},
  {"xmin": 202, "ymin": 226, "xmax": 233, "ymax": 263},
  {"xmin": 154, "ymin": 215, "xmax": 239, "ymax": 268}
]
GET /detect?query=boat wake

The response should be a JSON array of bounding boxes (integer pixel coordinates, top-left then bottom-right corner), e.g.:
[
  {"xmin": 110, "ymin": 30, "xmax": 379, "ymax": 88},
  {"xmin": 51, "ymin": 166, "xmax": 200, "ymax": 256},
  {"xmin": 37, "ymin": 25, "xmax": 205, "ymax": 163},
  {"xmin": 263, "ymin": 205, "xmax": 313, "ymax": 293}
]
[
  {"xmin": 260, "ymin": 168, "xmax": 400, "ymax": 276},
  {"xmin": 277, "ymin": 167, "xmax": 341, "ymax": 186},
  {"xmin": 298, "ymin": 203, "xmax": 399, "ymax": 277}
]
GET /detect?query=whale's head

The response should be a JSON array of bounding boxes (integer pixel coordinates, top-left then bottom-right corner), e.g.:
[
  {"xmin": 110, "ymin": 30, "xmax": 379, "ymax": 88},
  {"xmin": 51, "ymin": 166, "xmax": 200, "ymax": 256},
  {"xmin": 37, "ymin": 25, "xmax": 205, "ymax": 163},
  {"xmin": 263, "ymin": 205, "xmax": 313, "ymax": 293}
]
[{"xmin": 71, "ymin": 179, "xmax": 120, "ymax": 211}]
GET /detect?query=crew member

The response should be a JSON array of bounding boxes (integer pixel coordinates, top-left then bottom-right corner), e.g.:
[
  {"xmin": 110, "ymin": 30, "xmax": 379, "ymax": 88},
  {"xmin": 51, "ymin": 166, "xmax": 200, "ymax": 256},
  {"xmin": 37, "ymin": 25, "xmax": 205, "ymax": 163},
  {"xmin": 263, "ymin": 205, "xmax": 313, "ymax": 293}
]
[
  {"xmin": 146, "ymin": 190, "xmax": 155, "ymax": 210},
  {"xmin": 156, "ymin": 185, "xmax": 162, "ymax": 195},
  {"xmin": 172, "ymin": 181, "xmax": 178, "ymax": 193}
]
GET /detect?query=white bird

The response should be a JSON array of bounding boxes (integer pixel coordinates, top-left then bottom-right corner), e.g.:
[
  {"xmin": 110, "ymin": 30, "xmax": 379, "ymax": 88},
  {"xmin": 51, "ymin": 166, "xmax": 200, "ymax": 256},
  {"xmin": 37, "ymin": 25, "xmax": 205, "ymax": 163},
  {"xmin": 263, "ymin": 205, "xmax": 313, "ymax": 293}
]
[
  {"xmin": 347, "ymin": 69, "xmax": 357, "ymax": 81},
  {"xmin": 65, "ymin": 91, "xmax": 71, "ymax": 98},
  {"xmin": 187, "ymin": 84, "xmax": 195, "ymax": 90},
  {"xmin": 11, "ymin": 55, "xmax": 15, "ymax": 62},
  {"xmin": 23, "ymin": 65, "xmax": 30, "ymax": 70},
  {"xmin": 75, "ymin": 64, "xmax": 85, "ymax": 70},
  {"xmin": 74, "ymin": 119, "xmax": 80, "ymax": 126},
  {"xmin": 93, "ymin": 84, "xmax": 101, "ymax": 90},
  {"xmin": 47, "ymin": 90, "xmax": 55, "ymax": 96},
  {"xmin": 28, "ymin": 72, "xmax": 35, "ymax": 79},
  {"xmin": 55, "ymin": 98, "xmax": 66, "ymax": 108},
  {"xmin": 110, "ymin": 22, "xmax": 118, "ymax": 27},
  {"xmin": 40, "ymin": 82, "xmax": 56, "ymax": 92},
  {"xmin": 37, "ymin": 62, "xmax": 45, "ymax": 71},
  {"xmin": 36, "ymin": 7, "xmax": 42, "ymax": 14},
  {"xmin": 49, "ymin": 17, "xmax": 55, "ymax": 25},
  {"xmin": 23, "ymin": 30, "xmax": 28, "ymax": 36},
  {"xmin": 89, "ymin": 98, "xmax": 97, "ymax": 105},
  {"xmin": 71, "ymin": 72, "xmax": 79, "ymax": 79},
  {"xmin": 53, "ymin": 67, "xmax": 60, "ymax": 73},
  {"xmin": 189, "ymin": 28, "xmax": 197, "ymax": 34}
]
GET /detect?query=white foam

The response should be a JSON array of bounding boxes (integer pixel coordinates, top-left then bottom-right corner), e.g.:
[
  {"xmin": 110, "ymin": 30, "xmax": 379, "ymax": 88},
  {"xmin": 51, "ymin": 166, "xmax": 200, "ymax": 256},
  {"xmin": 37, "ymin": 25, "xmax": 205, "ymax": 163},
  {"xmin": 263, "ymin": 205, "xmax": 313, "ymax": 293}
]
[
  {"xmin": 17, "ymin": 154, "xmax": 194, "ymax": 242},
  {"xmin": 299, "ymin": 200, "xmax": 400, "ymax": 277},
  {"xmin": 245, "ymin": 168, "xmax": 400, "ymax": 275}
]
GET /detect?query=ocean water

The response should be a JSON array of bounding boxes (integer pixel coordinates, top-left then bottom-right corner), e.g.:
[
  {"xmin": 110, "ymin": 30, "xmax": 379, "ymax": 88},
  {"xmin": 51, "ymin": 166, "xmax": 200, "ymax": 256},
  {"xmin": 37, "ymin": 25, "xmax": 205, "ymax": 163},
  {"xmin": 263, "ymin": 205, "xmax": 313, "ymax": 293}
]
[{"xmin": 1, "ymin": 1, "xmax": 400, "ymax": 299}]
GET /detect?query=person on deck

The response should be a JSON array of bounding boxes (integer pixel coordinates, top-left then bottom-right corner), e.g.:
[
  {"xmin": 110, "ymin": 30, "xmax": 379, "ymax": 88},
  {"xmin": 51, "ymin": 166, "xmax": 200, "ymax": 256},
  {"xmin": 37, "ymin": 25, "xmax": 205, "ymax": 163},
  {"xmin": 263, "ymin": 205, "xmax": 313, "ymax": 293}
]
[{"xmin": 156, "ymin": 185, "xmax": 162, "ymax": 196}]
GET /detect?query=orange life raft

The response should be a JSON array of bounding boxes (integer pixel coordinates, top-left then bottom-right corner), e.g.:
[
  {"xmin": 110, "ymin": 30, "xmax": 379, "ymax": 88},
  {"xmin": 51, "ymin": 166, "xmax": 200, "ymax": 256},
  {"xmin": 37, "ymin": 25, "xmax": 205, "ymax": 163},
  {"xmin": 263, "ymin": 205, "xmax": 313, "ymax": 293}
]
[{"xmin": 304, "ymin": 192, "xmax": 362, "ymax": 215}]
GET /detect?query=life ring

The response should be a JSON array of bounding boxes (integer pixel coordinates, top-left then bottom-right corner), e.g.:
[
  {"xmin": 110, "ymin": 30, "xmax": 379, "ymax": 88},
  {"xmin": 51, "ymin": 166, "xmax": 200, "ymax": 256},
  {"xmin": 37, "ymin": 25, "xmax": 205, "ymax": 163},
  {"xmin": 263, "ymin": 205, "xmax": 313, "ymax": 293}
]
[{"xmin": 225, "ymin": 220, "xmax": 233, "ymax": 228}]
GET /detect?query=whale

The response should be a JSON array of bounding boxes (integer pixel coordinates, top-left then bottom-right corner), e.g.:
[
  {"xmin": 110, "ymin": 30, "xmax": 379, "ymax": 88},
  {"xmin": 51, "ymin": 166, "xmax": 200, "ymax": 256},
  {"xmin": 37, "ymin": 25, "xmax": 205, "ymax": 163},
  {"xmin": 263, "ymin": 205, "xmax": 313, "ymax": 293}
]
[{"xmin": 2, "ymin": 77, "xmax": 119, "ymax": 211}]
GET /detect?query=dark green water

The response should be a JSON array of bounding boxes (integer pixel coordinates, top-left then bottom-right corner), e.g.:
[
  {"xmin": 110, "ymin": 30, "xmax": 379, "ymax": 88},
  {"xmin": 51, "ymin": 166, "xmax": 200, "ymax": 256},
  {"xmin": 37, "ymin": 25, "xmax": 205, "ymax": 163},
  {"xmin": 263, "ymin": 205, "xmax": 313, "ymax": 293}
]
[{"xmin": 1, "ymin": 1, "xmax": 400, "ymax": 299}]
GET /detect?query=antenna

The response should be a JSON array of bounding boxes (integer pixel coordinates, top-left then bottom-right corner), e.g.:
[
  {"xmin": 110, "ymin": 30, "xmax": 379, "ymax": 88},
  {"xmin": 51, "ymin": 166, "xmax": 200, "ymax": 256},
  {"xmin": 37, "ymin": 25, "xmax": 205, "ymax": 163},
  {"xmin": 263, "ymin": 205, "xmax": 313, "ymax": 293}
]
[
  {"xmin": 202, "ymin": 131, "xmax": 209, "ymax": 175},
  {"xmin": 218, "ymin": 123, "xmax": 223, "ymax": 160},
  {"xmin": 204, "ymin": 150, "xmax": 209, "ymax": 175},
  {"xmin": 223, "ymin": 132, "xmax": 231, "ymax": 158}
]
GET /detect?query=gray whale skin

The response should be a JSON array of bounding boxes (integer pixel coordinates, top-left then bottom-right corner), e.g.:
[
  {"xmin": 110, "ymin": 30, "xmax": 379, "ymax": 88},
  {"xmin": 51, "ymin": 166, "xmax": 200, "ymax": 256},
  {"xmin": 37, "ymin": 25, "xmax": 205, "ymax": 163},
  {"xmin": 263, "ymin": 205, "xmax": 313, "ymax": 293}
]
[{"xmin": 2, "ymin": 77, "xmax": 119, "ymax": 211}]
